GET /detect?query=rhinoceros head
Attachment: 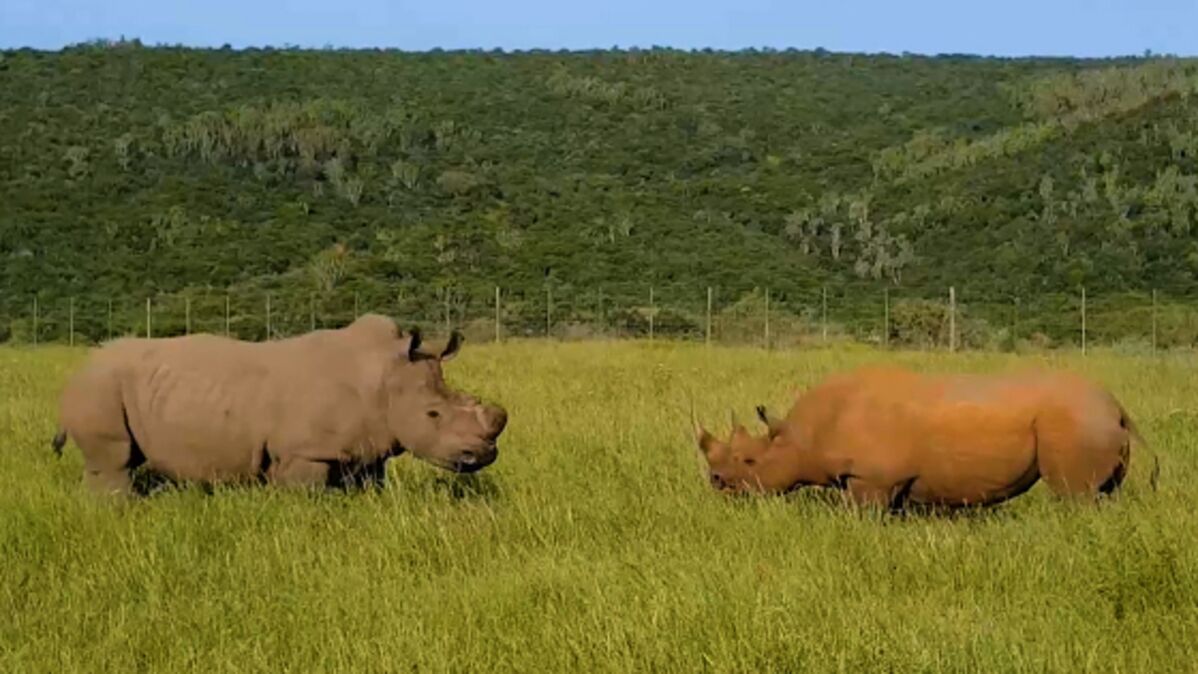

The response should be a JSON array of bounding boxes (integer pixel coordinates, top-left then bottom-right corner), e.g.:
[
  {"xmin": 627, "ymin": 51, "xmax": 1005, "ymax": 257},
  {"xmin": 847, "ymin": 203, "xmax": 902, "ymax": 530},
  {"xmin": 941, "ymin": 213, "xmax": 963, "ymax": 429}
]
[
  {"xmin": 385, "ymin": 328, "xmax": 508, "ymax": 473},
  {"xmin": 692, "ymin": 405, "xmax": 792, "ymax": 494}
]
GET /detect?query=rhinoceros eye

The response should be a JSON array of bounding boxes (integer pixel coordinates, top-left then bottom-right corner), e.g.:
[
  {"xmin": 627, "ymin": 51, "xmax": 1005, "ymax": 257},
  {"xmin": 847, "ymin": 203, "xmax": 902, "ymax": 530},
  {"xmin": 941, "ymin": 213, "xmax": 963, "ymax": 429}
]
[
  {"xmin": 743, "ymin": 458, "xmax": 756, "ymax": 466},
  {"xmin": 427, "ymin": 410, "xmax": 440, "ymax": 419}
]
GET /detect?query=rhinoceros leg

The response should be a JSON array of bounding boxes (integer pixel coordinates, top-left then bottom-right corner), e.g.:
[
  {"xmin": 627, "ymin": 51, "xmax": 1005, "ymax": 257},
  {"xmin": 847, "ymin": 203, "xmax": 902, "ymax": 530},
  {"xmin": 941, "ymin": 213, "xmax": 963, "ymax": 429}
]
[
  {"xmin": 842, "ymin": 477, "xmax": 903, "ymax": 511},
  {"xmin": 1036, "ymin": 406, "xmax": 1127, "ymax": 499},
  {"xmin": 75, "ymin": 421, "xmax": 143, "ymax": 497},
  {"xmin": 62, "ymin": 384, "xmax": 142, "ymax": 496},
  {"xmin": 266, "ymin": 457, "xmax": 333, "ymax": 489},
  {"xmin": 343, "ymin": 457, "xmax": 388, "ymax": 490},
  {"xmin": 83, "ymin": 463, "xmax": 134, "ymax": 497},
  {"xmin": 316, "ymin": 457, "xmax": 388, "ymax": 491}
]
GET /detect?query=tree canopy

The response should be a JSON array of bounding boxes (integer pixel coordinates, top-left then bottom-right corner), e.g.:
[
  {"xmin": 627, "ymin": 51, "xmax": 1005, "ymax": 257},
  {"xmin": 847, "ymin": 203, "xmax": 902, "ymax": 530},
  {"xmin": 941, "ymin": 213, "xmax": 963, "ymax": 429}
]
[{"xmin": 2, "ymin": 42, "xmax": 1197, "ymax": 346}]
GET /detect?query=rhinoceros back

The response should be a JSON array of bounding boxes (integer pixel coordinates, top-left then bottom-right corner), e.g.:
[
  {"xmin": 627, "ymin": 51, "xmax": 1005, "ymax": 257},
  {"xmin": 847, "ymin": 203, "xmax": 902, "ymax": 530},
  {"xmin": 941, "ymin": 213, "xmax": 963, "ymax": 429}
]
[{"xmin": 119, "ymin": 335, "xmax": 274, "ymax": 482}]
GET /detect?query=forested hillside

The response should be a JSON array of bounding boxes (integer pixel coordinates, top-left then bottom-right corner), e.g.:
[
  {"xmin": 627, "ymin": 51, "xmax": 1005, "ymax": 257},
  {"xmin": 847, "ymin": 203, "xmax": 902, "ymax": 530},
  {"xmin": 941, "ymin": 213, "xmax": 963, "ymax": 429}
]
[{"xmin": 2, "ymin": 41, "xmax": 1198, "ymax": 346}]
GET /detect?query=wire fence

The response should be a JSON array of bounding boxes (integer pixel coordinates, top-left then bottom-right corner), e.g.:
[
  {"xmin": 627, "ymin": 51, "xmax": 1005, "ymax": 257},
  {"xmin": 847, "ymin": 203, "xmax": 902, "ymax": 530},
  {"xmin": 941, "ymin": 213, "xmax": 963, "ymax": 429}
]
[{"xmin": 4, "ymin": 282, "xmax": 1198, "ymax": 354}]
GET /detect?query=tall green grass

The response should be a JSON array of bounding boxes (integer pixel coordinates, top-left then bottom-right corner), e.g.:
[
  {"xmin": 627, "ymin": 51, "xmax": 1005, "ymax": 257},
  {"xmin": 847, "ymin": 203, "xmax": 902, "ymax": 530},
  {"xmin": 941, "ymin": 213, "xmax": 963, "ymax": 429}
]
[{"xmin": 1, "ymin": 341, "xmax": 1195, "ymax": 672}]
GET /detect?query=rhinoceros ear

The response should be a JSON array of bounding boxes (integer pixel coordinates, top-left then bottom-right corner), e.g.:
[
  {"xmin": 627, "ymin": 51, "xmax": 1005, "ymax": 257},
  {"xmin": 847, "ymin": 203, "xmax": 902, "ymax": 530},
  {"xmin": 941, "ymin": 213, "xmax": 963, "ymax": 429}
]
[
  {"xmin": 694, "ymin": 423, "xmax": 715, "ymax": 455},
  {"xmin": 689, "ymin": 398, "xmax": 714, "ymax": 455},
  {"xmin": 730, "ymin": 411, "xmax": 750, "ymax": 441},
  {"xmin": 406, "ymin": 327, "xmax": 424, "ymax": 361},
  {"xmin": 439, "ymin": 330, "xmax": 464, "ymax": 362},
  {"xmin": 756, "ymin": 404, "xmax": 785, "ymax": 439}
]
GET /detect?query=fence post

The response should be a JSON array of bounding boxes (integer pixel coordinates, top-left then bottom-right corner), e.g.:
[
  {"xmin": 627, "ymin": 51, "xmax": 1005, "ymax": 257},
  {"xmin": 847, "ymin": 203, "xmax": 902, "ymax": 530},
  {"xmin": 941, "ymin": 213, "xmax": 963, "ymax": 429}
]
[
  {"xmin": 69, "ymin": 297, "xmax": 75, "ymax": 347},
  {"xmin": 764, "ymin": 288, "xmax": 771, "ymax": 350},
  {"xmin": 266, "ymin": 293, "xmax": 272, "ymax": 341},
  {"xmin": 883, "ymin": 287, "xmax": 889, "ymax": 349},
  {"xmin": 494, "ymin": 286, "xmax": 501, "ymax": 343},
  {"xmin": 1013, "ymin": 296, "xmax": 1020, "ymax": 346},
  {"xmin": 821, "ymin": 286, "xmax": 827, "ymax": 343},
  {"xmin": 1151, "ymin": 289, "xmax": 1158, "ymax": 356},
  {"xmin": 649, "ymin": 286, "xmax": 655, "ymax": 342},
  {"xmin": 225, "ymin": 294, "xmax": 231, "ymax": 337},
  {"xmin": 948, "ymin": 286, "xmax": 956, "ymax": 353},
  {"xmin": 706, "ymin": 286, "xmax": 713, "ymax": 346},
  {"xmin": 145, "ymin": 297, "xmax": 152, "ymax": 338},
  {"xmin": 32, "ymin": 296, "xmax": 38, "ymax": 346},
  {"xmin": 598, "ymin": 288, "xmax": 605, "ymax": 335},
  {"xmin": 1080, "ymin": 286, "xmax": 1087, "ymax": 355}
]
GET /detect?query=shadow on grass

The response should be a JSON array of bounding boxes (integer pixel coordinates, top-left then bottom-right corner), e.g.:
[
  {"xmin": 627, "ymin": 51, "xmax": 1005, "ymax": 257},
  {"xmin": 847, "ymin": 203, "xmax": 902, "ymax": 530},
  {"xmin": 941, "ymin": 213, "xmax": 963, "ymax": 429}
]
[
  {"xmin": 119, "ymin": 463, "xmax": 502, "ymax": 504},
  {"xmin": 421, "ymin": 472, "xmax": 503, "ymax": 502},
  {"xmin": 709, "ymin": 482, "xmax": 1137, "ymax": 525}
]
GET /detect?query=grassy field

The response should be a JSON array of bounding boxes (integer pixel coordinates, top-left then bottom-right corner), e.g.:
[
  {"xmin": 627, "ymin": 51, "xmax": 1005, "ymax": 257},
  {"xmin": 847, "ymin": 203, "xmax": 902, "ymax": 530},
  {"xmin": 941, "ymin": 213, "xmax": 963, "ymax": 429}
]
[{"xmin": 1, "ymin": 340, "xmax": 1196, "ymax": 672}]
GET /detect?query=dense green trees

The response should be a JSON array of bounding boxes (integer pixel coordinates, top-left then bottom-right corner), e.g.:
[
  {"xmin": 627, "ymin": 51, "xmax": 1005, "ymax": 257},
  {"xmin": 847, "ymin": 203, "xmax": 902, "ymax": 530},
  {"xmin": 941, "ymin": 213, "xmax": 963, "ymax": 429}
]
[{"xmin": 2, "ymin": 42, "xmax": 1197, "ymax": 347}]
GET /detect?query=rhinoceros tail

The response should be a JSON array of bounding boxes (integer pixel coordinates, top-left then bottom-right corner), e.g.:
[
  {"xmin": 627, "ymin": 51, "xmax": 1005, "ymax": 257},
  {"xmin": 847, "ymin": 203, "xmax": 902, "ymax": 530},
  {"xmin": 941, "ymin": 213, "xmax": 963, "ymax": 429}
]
[
  {"xmin": 1117, "ymin": 403, "xmax": 1159, "ymax": 492},
  {"xmin": 51, "ymin": 428, "xmax": 68, "ymax": 457}
]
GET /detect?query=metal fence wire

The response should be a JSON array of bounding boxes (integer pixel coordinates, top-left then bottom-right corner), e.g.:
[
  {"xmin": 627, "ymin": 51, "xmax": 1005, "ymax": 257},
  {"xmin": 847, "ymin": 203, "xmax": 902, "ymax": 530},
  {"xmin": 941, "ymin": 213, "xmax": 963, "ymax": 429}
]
[{"xmin": 4, "ymin": 283, "xmax": 1198, "ymax": 353}]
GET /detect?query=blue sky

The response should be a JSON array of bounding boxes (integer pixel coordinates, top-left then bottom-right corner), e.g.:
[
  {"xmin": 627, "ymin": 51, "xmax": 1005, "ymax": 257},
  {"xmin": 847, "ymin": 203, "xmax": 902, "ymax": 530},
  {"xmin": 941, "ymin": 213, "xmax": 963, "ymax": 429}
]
[{"xmin": 2, "ymin": 1, "xmax": 1194, "ymax": 58}]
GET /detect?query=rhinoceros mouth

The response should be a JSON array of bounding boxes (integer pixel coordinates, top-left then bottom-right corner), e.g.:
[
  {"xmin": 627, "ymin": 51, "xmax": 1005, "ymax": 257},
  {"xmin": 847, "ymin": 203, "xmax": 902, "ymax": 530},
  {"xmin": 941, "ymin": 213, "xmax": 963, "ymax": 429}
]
[{"xmin": 425, "ymin": 444, "xmax": 498, "ymax": 473}]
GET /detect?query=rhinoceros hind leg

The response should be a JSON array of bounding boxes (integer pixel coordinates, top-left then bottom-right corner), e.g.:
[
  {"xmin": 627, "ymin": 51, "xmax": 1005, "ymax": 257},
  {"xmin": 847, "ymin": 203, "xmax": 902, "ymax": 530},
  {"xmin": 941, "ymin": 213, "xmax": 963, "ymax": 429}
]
[
  {"xmin": 1097, "ymin": 459, "xmax": 1127, "ymax": 495},
  {"xmin": 1037, "ymin": 420, "xmax": 1126, "ymax": 500},
  {"xmin": 75, "ymin": 430, "xmax": 142, "ymax": 497},
  {"xmin": 83, "ymin": 466, "xmax": 134, "ymax": 497},
  {"xmin": 267, "ymin": 457, "xmax": 332, "ymax": 490}
]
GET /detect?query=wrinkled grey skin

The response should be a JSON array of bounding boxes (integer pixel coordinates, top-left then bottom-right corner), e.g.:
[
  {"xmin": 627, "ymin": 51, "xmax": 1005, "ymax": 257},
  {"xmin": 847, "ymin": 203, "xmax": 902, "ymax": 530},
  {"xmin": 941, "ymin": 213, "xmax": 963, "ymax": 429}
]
[{"xmin": 52, "ymin": 314, "xmax": 509, "ymax": 496}]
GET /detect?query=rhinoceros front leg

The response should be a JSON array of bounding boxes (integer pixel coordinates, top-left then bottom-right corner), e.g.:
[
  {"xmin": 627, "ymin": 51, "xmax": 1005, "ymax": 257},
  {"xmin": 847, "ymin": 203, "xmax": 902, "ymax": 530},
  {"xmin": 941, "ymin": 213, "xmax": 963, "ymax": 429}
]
[
  {"xmin": 351, "ymin": 457, "xmax": 388, "ymax": 489},
  {"xmin": 321, "ymin": 457, "xmax": 389, "ymax": 490}
]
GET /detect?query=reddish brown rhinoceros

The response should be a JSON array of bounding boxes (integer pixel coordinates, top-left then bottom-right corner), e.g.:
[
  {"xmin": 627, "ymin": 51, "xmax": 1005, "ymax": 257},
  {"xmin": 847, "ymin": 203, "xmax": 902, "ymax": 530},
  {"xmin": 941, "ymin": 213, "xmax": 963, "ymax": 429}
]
[
  {"xmin": 693, "ymin": 365, "xmax": 1157, "ymax": 510},
  {"xmin": 51, "ymin": 314, "xmax": 508, "ymax": 495}
]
